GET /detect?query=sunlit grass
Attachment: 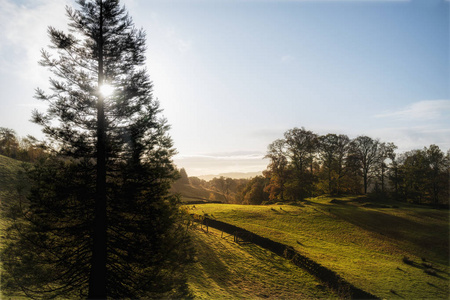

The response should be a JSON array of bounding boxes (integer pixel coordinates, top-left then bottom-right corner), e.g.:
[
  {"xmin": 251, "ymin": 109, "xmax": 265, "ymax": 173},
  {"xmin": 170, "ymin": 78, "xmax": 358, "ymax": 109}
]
[
  {"xmin": 188, "ymin": 226, "xmax": 337, "ymax": 299},
  {"xmin": 187, "ymin": 197, "xmax": 449, "ymax": 299}
]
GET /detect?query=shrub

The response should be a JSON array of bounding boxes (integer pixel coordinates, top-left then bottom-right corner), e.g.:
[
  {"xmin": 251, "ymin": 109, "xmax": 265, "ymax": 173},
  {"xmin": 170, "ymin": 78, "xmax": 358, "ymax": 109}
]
[
  {"xmin": 402, "ymin": 256, "xmax": 413, "ymax": 265},
  {"xmin": 424, "ymin": 268, "xmax": 437, "ymax": 276}
]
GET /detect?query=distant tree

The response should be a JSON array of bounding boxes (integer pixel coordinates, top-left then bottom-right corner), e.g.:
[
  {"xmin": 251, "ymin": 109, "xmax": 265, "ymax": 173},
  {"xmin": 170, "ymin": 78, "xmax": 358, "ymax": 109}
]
[
  {"xmin": 284, "ymin": 127, "xmax": 318, "ymax": 199},
  {"xmin": 0, "ymin": 128, "xmax": 47, "ymax": 162},
  {"xmin": 374, "ymin": 142, "xmax": 396, "ymax": 194},
  {"xmin": 349, "ymin": 136, "xmax": 381, "ymax": 194},
  {"xmin": 387, "ymin": 147, "xmax": 401, "ymax": 197},
  {"xmin": 426, "ymin": 145, "xmax": 449, "ymax": 204},
  {"xmin": 189, "ymin": 176, "xmax": 206, "ymax": 187},
  {"xmin": 210, "ymin": 176, "xmax": 235, "ymax": 202},
  {"xmin": 0, "ymin": 127, "xmax": 19, "ymax": 158},
  {"xmin": 239, "ymin": 176, "xmax": 269, "ymax": 205},
  {"xmin": 264, "ymin": 139, "xmax": 289, "ymax": 201},
  {"xmin": 1, "ymin": 1, "xmax": 191, "ymax": 299},
  {"xmin": 397, "ymin": 149, "xmax": 429, "ymax": 203},
  {"xmin": 396, "ymin": 145, "xmax": 449, "ymax": 204},
  {"xmin": 333, "ymin": 134, "xmax": 351, "ymax": 194},
  {"xmin": 178, "ymin": 167, "xmax": 190, "ymax": 184}
]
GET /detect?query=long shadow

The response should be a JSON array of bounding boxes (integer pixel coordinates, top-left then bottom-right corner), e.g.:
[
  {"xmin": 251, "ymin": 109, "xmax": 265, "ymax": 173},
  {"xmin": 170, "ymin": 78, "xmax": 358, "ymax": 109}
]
[
  {"xmin": 196, "ymin": 215, "xmax": 379, "ymax": 299},
  {"xmin": 322, "ymin": 203, "xmax": 449, "ymax": 265},
  {"xmin": 403, "ymin": 261, "xmax": 448, "ymax": 279},
  {"xmin": 191, "ymin": 232, "xmax": 235, "ymax": 290},
  {"xmin": 427, "ymin": 282, "xmax": 445, "ymax": 291}
]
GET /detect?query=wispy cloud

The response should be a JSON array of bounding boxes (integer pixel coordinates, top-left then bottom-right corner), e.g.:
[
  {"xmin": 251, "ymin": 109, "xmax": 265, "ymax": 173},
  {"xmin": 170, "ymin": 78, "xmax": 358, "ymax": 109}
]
[
  {"xmin": 367, "ymin": 126, "xmax": 450, "ymax": 152},
  {"xmin": 375, "ymin": 100, "xmax": 450, "ymax": 121},
  {"xmin": 0, "ymin": 0, "xmax": 70, "ymax": 82},
  {"xmin": 176, "ymin": 151, "xmax": 266, "ymax": 161},
  {"xmin": 173, "ymin": 151, "xmax": 269, "ymax": 176},
  {"xmin": 146, "ymin": 12, "xmax": 193, "ymax": 54}
]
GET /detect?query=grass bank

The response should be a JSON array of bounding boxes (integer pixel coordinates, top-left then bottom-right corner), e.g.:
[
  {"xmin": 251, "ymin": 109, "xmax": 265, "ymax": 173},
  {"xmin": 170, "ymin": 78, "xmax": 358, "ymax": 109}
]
[
  {"xmin": 186, "ymin": 197, "xmax": 449, "ymax": 299},
  {"xmin": 188, "ymin": 226, "xmax": 337, "ymax": 299}
]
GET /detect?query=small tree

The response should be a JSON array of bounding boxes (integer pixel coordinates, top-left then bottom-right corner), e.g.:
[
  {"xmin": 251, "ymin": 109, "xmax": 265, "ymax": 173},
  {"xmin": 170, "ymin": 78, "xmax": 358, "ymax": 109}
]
[{"xmin": 264, "ymin": 139, "xmax": 289, "ymax": 201}]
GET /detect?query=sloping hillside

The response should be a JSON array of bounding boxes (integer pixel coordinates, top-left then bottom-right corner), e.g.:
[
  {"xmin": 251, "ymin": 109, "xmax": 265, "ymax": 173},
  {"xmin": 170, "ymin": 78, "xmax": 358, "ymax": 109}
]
[
  {"xmin": 171, "ymin": 181, "xmax": 227, "ymax": 203},
  {"xmin": 188, "ymin": 226, "xmax": 337, "ymax": 299},
  {"xmin": 0, "ymin": 155, "xmax": 27, "ymax": 205},
  {"xmin": 188, "ymin": 197, "xmax": 449, "ymax": 300}
]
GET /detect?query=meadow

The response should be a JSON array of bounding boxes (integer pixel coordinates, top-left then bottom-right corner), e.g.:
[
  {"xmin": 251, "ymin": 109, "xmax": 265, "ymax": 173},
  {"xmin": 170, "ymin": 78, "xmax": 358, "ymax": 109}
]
[
  {"xmin": 188, "ymin": 226, "xmax": 337, "ymax": 299},
  {"xmin": 186, "ymin": 197, "xmax": 449, "ymax": 299},
  {"xmin": 1, "ymin": 154, "xmax": 448, "ymax": 299}
]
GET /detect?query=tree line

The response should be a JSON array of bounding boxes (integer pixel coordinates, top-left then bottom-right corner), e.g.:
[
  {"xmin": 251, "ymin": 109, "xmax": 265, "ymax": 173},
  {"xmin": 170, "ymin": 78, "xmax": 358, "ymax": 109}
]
[
  {"xmin": 185, "ymin": 127, "xmax": 449, "ymax": 206},
  {"xmin": 263, "ymin": 127, "xmax": 449, "ymax": 205},
  {"xmin": 0, "ymin": 127, "xmax": 47, "ymax": 162}
]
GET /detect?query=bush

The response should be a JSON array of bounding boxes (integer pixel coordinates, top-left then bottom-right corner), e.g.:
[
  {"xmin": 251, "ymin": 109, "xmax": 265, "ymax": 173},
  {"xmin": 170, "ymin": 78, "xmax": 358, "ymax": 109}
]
[
  {"xmin": 402, "ymin": 256, "xmax": 413, "ymax": 265},
  {"xmin": 424, "ymin": 268, "xmax": 437, "ymax": 276}
]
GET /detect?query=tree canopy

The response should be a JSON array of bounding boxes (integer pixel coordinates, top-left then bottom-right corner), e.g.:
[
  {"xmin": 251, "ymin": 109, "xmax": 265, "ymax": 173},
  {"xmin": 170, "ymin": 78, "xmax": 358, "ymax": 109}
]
[{"xmin": 263, "ymin": 127, "xmax": 449, "ymax": 205}]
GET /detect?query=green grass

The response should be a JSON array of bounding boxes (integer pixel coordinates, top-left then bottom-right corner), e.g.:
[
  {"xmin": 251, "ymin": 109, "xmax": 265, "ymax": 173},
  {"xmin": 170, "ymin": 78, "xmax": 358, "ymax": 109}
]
[
  {"xmin": 0, "ymin": 155, "xmax": 26, "ymax": 200},
  {"xmin": 0, "ymin": 155, "xmax": 31, "ymax": 299},
  {"xmin": 188, "ymin": 226, "xmax": 337, "ymax": 299},
  {"xmin": 187, "ymin": 197, "xmax": 449, "ymax": 299}
]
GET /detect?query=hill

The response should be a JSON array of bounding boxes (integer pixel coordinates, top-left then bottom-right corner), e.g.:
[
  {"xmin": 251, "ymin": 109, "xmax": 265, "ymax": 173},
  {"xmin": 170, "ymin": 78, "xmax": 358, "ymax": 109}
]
[
  {"xmin": 171, "ymin": 181, "xmax": 227, "ymax": 203},
  {"xmin": 188, "ymin": 226, "xmax": 337, "ymax": 299},
  {"xmin": 186, "ymin": 197, "xmax": 449, "ymax": 299},
  {"xmin": 0, "ymin": 155, "xmax": 27, "ymax": 205},
  {"xmin": 196, "ymin": 171, "xmax": 262, "ymax": 181}
]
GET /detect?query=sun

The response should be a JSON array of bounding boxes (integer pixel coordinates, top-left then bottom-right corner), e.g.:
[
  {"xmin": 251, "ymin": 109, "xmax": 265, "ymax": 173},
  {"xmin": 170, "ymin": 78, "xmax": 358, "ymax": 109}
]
[{"xmin": 99, "ymin": 83, "xmax": 114, "ymax": 97}]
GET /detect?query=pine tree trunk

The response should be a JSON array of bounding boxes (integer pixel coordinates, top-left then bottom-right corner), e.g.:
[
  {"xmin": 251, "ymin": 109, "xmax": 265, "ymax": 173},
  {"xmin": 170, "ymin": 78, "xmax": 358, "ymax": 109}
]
[{"xmin": 88, "ymin": 3, "xmax": 107, "ymax": 298}]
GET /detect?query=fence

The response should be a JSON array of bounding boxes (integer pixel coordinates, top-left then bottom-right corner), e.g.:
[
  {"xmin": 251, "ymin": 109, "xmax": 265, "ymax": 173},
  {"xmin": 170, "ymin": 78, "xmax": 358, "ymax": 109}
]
[{"xmin": 191, "ymin": 214, "xmax": 378, "ymax": 299}]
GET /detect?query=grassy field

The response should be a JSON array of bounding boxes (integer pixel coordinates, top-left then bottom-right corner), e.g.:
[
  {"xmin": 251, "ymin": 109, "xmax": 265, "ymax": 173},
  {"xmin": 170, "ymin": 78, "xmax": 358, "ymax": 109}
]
[
  {"xmin": 188, "ymin": 226, "xmax": 337, "ymax": 299},
  {"xmin": 0, "ymin": 154, "xmax": 26, "ymax": 203},
  {"xmin": 186, "ymin": 197, "xmax": 449, "ymax": 299},
  {"xmin": 1, "ymin": 155, "xmax": 448, "ymax": 299},
  {"xmin": 0, "ymin": 155, "xmax": 29, "ymax": 299}
]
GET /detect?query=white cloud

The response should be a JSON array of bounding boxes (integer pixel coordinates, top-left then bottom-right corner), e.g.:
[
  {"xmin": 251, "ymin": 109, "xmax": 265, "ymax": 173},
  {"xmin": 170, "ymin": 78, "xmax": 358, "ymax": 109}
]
[
  {"xmin": 375, "ymin": 100, "xmax": 450, "ymax": 121},
  {"xmin": 0, "ymin": 0, "xmax": 71, "ymax": 83},
  {"xmin": 367, "ymin": 126, "xmax": 450, "ymax": 152}
]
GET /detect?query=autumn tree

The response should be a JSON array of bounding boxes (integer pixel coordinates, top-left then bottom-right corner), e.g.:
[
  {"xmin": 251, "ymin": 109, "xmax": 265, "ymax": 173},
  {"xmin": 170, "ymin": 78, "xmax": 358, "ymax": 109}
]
[
  {"xmin": 1, "ymin": 1, "xmax": 191, "ymax": 299},
  {"xmin": 264, "ymin": 139, "xmax": 289, "ymax": 201},
  {"xmin": 239, "ymin": 176, "xmax": 269, "ymax": 205},
  {"xmin": 284, "ymin": 127, "xmax": 318, "ymax": 199},
  {"xmin": 396, "ymin": 145, "xmax": 449, "ymax": 204},
  {"xmin": 317, "ymin": 134, "xmax": 351, "ymax": 194},
  {"xmin": 0, "ymin": 127, "xmax": 19, "ymax": 158}
]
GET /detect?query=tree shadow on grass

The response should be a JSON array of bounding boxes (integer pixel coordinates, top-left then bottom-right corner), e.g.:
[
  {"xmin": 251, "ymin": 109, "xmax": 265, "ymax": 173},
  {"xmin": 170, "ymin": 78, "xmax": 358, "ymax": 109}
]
[{"xmin": 190, "ymin": 232, "xmax": 235, "ymax": 290}]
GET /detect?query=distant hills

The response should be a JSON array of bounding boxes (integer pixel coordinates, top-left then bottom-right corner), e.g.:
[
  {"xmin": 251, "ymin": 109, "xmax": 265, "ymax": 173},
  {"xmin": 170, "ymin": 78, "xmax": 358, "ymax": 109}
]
[{"xmin": 196, "ymin": 171, "xmax": 262, "ymax": 181}]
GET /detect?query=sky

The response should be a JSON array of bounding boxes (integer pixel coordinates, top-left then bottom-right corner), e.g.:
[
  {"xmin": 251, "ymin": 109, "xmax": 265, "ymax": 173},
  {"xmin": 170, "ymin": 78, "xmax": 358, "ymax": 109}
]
[{"xmin": 0, "ymin": 0, "xmax": 449, "ymax": 177}]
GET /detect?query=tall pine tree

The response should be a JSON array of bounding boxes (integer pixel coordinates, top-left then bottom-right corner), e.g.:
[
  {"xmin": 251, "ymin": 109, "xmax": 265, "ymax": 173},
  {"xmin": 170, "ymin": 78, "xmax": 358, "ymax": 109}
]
[{"xmin": 1, "ymin": 0, "xmax": 192, "ymax": 298}]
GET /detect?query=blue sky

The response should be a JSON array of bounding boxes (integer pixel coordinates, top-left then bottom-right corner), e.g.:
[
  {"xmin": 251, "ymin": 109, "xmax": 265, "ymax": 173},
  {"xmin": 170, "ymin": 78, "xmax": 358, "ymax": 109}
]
[{"xmin": 0, "ymin": 0, "xmax": 449, "ymax": 176}]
